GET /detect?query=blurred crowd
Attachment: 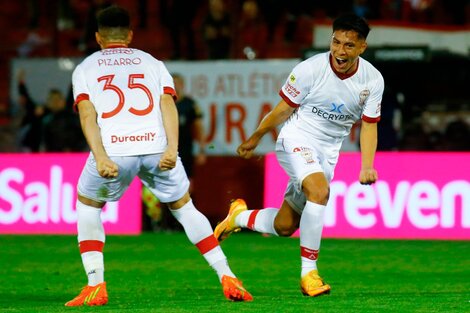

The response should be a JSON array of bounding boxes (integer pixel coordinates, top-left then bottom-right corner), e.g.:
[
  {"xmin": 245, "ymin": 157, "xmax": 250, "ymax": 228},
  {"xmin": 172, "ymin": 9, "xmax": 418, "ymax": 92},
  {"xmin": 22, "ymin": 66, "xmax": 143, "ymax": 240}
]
[
  {"xmin": 12, "ymin": 70, "xmax": 87, "ymax": 153},
  {"xmin": 0, "ymin": 0, "xmax": 469, "ymax": 153},
  {"xmin": 11, "ymin": 0, "xmax": 470, "ymax": 60},
  {"xmin": 367, "ymin": 87, "xmax": 470, "ymax": 152}
]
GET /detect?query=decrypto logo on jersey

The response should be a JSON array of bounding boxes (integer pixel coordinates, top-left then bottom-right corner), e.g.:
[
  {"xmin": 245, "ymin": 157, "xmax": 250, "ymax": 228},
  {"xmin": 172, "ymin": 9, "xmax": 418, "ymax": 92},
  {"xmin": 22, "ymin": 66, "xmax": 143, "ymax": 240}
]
[
  {"xmin": 330, "ymin": 103, "xmax": 344, "ymax": 113},
  {"xmin": 312, "ymin": 105, "xmax": 353, "ymax": 121}
]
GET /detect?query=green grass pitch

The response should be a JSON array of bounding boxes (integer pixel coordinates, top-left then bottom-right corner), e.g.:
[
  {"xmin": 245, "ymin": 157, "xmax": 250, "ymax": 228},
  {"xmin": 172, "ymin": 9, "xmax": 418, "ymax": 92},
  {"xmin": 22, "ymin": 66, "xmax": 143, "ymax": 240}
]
[{"xmin": 0, "ymin": 232, "xmax": 468, "ymax": 313}]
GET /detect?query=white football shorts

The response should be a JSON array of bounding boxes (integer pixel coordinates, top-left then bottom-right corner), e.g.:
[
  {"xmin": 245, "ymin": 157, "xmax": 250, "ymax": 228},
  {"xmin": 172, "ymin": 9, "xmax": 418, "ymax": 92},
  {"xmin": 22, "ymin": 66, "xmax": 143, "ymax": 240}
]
[
  {"xmin": 275, "ymin": 137, "xmax": 336, "ymax": 214},
  {"xmin": 77, "ymin": 153, "xmax": 189, "ymax": 203}
]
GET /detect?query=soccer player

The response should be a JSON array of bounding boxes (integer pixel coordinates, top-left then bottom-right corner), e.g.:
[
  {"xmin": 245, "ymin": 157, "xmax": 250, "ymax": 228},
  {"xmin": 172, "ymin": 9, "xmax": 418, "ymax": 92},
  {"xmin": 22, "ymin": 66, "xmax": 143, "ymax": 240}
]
[
  {"xmin": 215, "ymin": 13, "xmax": 384, "ymax": 297},
  {"xmin": 65, "ymin": 6, "xmax": 252, "ymax": 306}
]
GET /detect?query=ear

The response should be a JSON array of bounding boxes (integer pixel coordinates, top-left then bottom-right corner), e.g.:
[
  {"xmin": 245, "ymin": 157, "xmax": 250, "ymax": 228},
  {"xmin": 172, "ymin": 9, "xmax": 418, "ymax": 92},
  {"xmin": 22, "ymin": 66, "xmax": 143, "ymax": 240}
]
[
  {"xmin": 95, "ymin": 32, "xmax": 103, "ymax": 47},
  {"xmin": 127, "ymin": 30, "xmax": 133, "ymax": 44},
  {"xmin": 360, "ymin": 41, "xmax": 368, "ymax": 55}
]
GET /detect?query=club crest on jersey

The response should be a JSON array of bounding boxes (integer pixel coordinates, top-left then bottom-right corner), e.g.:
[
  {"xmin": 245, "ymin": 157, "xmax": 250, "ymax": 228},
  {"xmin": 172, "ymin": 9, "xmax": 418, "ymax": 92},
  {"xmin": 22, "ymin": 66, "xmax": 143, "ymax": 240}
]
[
  {"xmin": 359, "ymin": 89, "xmax": 370, "ymax": 106},
  {"xmin": 293, "ymin": 147, "xmax": 315, "ymax": 164}
]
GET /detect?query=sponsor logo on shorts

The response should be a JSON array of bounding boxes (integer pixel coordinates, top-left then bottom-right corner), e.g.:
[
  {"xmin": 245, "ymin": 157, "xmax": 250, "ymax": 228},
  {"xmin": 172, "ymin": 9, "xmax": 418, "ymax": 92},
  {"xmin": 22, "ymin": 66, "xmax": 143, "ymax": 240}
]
[{"xmin": 293, "ymin": 147, "xmax": 315, "ymax": 164}]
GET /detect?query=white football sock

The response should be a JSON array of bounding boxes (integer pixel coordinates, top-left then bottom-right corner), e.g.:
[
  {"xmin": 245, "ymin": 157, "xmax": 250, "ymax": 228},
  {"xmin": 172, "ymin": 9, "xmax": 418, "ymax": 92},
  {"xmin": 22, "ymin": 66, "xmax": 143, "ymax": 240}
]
[
  {"xmin": 76, "ymin": 200, "xmax": 105, "ymax": 286},
  {"xmin": 299, "ymin": 201, "xmax": 326, "ymax": 277},
  {"xmin": 235, "ymin": 208, "xmax": 279, "ymax": 235},
  {"xmin": 170, "ymin": 200, "xmax": 235, "ymax": 281}
]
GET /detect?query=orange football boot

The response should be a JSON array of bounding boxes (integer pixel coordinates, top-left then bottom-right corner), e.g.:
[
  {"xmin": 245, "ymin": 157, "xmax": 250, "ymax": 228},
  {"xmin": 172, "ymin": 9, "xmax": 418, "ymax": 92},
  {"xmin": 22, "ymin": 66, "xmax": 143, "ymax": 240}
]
[
  {"xmin": 65, "ymin": 282, "xmax": 108, "ymax": 306},
  {"xmin": 300, "ymin": 270, "xmax": 331, "ymax": 297},
  {"xmin": 214, "ymin": 199, "xmax": 248, "ymax": 242},
  {"xmin": 221, "ymin": 275, "xmax": 253, "ymax": 302}
]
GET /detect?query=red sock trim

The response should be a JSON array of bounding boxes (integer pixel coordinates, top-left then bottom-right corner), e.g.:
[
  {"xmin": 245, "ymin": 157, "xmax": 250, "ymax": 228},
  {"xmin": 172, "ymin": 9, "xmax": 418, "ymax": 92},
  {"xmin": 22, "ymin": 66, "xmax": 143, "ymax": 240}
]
[
  {"xmin": 301, "ymin": 246, "xmax": 319, "ymax": 260},
  {"xmin": 196, "ymin": 235, "xmax": 219, "ymax": 254},
  {"xmin": 79, "ymin": 240, "xmax": 104, "ymax": 254},
  {"xmin": 247, "ymin": 210, "xmax": 260, "ymax": 230}
]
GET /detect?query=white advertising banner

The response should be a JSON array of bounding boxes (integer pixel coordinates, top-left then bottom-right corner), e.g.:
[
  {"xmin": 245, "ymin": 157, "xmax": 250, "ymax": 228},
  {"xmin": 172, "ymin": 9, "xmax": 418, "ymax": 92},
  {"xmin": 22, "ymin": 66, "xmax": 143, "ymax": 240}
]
[
  {"xmin": 165, "ymin": 60, "xmax": 299, "ymax": 155},
  {"xmin": 313, "ymin": 23, "xmax": 470, "ymax": 56}
]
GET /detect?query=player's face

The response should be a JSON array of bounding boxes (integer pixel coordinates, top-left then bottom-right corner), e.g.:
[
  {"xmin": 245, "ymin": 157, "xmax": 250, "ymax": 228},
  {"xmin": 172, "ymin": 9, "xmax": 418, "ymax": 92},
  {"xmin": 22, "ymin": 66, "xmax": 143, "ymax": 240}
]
[
  {"xmin": 330, "ymin": 30, "xmax": 367, "ymax": 74},
  {"xmin": 47, "ymin": 93, "xmax": 66, "ymax": 112}
]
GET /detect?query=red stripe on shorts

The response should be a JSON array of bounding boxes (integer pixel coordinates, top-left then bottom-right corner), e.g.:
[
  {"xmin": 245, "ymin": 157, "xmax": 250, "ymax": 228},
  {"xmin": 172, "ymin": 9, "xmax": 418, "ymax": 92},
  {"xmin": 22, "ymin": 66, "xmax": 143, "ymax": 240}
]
[
  {"xmin": 247, "ymin": 210, "xmax": 260, "ymax": 230},
  {"xmin": 79, "ymin": 240, "xmax": 104, "ymax": 254},
  {"xmin": 300, "ymin": 246, "xmax": 319, "ymax": 260},
  {"xmin": 195, "ymin": 235, "xmax": 219, "ymax": 254}
]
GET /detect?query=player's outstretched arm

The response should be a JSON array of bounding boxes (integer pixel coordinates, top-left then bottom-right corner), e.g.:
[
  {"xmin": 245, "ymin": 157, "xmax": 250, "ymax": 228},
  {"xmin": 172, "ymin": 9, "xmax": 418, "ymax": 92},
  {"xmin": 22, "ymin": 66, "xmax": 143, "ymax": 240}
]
[
  {"xmin": 237, "ymin": 99, "xmax": 295, "ymax": 159},
  {"xmin": 359, "ymin": 120, "xmax": 378, "ymax": 185},
  {"xmin": 77, "ymin": 100, "xmax": 118, "ymax": 178}
]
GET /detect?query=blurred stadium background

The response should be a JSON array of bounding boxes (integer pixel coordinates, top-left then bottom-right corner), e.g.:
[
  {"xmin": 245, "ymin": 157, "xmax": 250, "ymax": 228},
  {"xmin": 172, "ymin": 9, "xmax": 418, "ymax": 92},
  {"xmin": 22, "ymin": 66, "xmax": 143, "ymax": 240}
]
[
  {"xmin": 0, "ymin": 1, "xmax": 469, "ymax": 311},
  {"xmin": 0, "ymin": 0, "xmax": 468, "ymax": 229}
]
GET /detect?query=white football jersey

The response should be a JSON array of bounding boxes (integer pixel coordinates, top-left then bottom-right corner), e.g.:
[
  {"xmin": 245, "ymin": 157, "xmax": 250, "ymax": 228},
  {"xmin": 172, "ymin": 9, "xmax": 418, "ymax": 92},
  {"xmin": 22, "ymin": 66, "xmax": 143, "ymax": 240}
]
[
  {"xmin": 72, "ymin": 46, "xmax": 176, "ymax": 156},
  {"xmin": 279, "ymin": 52, "xmax": 384, "ymax": 154}
]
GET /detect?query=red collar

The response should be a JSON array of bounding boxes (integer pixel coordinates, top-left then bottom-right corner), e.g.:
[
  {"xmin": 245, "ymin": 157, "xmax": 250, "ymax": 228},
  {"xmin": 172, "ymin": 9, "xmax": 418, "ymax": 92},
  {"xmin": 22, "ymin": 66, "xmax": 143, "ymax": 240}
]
[
  {"xmin": 105, "ymin": 44, "xmax": 128, "ymax": 48},
  {"xmin": 329, "ymin": 54, "xmax": 359, "ymax": 80}
]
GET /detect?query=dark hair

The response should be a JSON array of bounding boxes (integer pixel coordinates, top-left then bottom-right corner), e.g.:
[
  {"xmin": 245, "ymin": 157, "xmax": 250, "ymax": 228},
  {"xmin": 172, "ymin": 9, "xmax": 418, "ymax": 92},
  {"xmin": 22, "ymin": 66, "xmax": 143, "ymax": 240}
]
[
  {"xmin": 333, "ymin": 13, "xmax": 370, "ymax": 39},
  {"xmin": 171, "ymin": 73, "xmax": 183, "ymax": 80},
  {"xmin": 48, "ymin": 88, "xmax": 63, "ymax": 96},
  {"xmin": 97, "ymin": 5, "xmax": 130, "ymax": 29}
]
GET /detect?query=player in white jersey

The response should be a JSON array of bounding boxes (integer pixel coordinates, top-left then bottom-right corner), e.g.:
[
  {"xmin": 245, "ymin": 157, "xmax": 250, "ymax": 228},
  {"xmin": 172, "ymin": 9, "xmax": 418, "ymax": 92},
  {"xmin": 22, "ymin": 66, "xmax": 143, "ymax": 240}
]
[
  {"xmin": 214, "ymin": 13, "xmax": 384, "ymax": 297},
  {"xmin": 65, "ymin": 6, "xmax": 252, "ymax": 307}
]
